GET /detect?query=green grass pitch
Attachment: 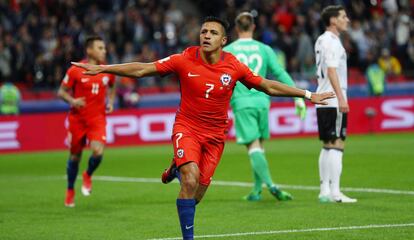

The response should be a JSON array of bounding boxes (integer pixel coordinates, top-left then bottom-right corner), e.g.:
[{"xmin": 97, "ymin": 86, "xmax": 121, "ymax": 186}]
[{"xmin": 1, "ymin": 133, "xmax": 413, "ymax": 239}]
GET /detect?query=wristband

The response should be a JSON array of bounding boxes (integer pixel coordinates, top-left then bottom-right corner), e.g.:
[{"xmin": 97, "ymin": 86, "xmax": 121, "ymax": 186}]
[{"xmin": 304, "ymin": 90, "xmax": 312, "ymax": 100}]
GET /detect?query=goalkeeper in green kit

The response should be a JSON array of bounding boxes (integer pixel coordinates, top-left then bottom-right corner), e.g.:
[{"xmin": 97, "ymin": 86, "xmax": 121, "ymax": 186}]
[{"xmin": 224, "ymin": 12, "xmax": 307, "ymax": 201}]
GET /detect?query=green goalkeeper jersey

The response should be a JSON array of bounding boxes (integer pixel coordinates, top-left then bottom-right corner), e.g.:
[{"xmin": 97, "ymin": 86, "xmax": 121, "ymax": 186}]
[{"xmin": 224, "ymin": 38, "xmax": 295, "ymax": 111}]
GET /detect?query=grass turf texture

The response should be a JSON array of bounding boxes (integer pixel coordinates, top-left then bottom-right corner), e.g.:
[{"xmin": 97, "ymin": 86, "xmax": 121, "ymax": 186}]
[{"xmin": 0, "ymin": 133, "xmax": 413, "ymax": 239}]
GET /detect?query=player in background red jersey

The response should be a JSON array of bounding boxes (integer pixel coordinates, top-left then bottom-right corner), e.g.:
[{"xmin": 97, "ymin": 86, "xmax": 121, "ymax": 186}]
[
  {"xmin": 58, "ymin": 36, "xmax": 115, "ymax": 207},
  {"xmin": 73, "ymin": 17, "xmax": 333, "ymax": 239}
]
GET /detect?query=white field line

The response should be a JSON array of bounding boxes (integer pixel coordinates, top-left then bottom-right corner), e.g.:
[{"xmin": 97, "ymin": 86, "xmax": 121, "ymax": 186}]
[
  {"xmin": 92, "ymin": 175, "xmax": 414, "ymax": 196},
  {"xmin": 6, "ymin": 175, "xmax": 414, "ymax": 196},
  {"xmin": 146, "ymin": 223, "xmax": 414, "ymax": 240},
  {"xmin": 9, "ymin": 175, "xmax": 414, "ymax": 239}
]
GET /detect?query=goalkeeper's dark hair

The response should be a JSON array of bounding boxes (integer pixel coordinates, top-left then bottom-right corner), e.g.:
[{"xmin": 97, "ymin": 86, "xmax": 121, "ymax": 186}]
[
  {"xmin": 84, "ymin": 35, "xmax": 104, "ymax": 49},
  {"xmin": 235, "ymin": 12, "xmax": 254, "ymax": 32},
  {"xmin": 321, "ymin": 5, "xmax": 345, "ymax": 27},
  {"xmin": 202, "ymin": 16, "xmax": 230, "ymax": 35}
]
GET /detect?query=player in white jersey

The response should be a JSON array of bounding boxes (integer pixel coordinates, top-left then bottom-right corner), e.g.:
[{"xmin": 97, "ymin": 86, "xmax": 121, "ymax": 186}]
[{"xmin": 314, "ymin": 5, "xmax": 357, "ymax": 203}]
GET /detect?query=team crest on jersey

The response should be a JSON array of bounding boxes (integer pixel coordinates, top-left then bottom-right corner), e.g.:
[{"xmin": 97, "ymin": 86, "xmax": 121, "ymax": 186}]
[
  {"xmin": 102, "ymin": 76, "xmax": 109, "ymax": 85},
  {"xmin": 220, "ymin": 74, "xmax": 232, "ymax": 86},
  {"xmin": 177, "ymin": 148, "xmax": 184, "ymax": 158}
]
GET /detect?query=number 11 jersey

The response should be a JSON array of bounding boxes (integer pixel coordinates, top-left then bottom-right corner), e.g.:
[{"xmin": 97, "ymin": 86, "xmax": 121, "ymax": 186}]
[{"xmin": 61, "ymin": 60, "xmax": 115, "ymax": 119}]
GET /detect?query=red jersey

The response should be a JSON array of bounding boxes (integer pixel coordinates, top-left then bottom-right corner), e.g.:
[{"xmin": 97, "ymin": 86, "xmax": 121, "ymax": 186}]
[
  {"xmin": 155, "ymin": 46, "xmax": 262, "ymax": 134},
  {"xmin": 62, "ymin": 61, "xmax": 115, "ymax": 119}
]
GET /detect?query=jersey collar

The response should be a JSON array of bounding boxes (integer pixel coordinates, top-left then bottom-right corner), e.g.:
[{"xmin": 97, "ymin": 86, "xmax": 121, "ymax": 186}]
[
  {"xmin": 326, "ymin": 30, "xmax": 339, "ymax": 40},
  {"xmin": 196, "ymin": 47, "xmax": 225, "ymax": 64},
  {"xmin": 237, "ymin": 38, "xmax": 253, "ymax": 41}
]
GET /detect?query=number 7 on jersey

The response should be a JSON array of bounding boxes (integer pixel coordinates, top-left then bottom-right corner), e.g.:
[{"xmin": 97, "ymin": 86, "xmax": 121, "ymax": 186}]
[{"xmin": 205, "ymin": 83, "xmax": 214, "ymax": 98}]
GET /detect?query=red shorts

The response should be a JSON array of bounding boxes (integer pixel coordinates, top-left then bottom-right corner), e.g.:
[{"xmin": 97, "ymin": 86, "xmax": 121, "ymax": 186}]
[
  {"xmin": 172, "ymin": 123, "xmax": 225, "ymax": 186},
  {"xmin": 67, "ymin": 115, "xmax": 106, "ymax": 154}
]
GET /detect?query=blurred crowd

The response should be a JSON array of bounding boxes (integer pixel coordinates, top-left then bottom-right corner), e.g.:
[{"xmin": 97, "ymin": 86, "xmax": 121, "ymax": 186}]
[
  {"xmin": 212, "ymin": 0, "xmax": 414, "ymax": 82},
  {"xmin": 0, "ymin": 0, "xmax": 195, "ymax": 91},
  {"xmin": 0, "ymin": 0, "xmax": 413, "ymax": 94}
]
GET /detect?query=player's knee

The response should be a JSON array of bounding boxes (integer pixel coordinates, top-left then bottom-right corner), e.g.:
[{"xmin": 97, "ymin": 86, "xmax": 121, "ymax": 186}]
[
  {"xmin": 323, "ymin": 138, "xmax": 344, "ymax": 150},
  {"xmin": 93, "ymin": 149, "xmax": 103, "ymax": 157},
  {"xmin": 247, "ymin": 139, "xmax": 261, "ymax": 150},
  {"xmin": 194, "ymin": 185, "xmax": 208, "ymax": 203},
  {"xmin": 179, "ymin": 162, "xmax": 199, "ymax": 192},
  {"xmin": 91, "ymin": 145, "xmax": 104, "ymax": 156},
  {"xmin": 333, "ymin": 139, "xmax": 345, "ymax": 149},
  {"xmin": 182, "ymin": 175, "xmax": 199, "ymax": 190},
  {"xmin": 181, "ymin": 173, "xmax": 199, "ymax": 194}
]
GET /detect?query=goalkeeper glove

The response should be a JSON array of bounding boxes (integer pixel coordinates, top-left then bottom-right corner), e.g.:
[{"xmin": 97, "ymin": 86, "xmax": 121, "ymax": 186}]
[{"xmin": 294, "ymin": 98, "xmax": 307, "ymax": 120}]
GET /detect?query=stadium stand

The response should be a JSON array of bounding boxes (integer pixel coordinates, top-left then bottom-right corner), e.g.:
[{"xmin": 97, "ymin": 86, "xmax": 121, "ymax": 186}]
[{"xmin": 0, "ymin": 0, "xmax": 413, "ymax": 109}]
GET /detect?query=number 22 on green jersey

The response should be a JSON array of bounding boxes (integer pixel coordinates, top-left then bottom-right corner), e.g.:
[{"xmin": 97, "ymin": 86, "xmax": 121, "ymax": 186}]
[{"xmin": 235, "ymin": 53, "xmax": 263, "ymax": 74}]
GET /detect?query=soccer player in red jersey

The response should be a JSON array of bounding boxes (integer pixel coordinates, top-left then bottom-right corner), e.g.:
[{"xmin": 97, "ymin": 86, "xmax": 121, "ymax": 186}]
[
  {"xmin": 73, "ymin": 17, "xmax": 333, "ymax": 239},
  {"xmin": 58, "ymin": 36, "xmax": 116, "ymax": 207}
]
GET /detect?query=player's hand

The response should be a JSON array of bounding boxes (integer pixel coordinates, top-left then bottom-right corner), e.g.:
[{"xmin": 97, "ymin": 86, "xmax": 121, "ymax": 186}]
[
  {"xmin": 106, "ymin": 103, "xmax": 114, "ymax": 114},
  {"xmin": 71, "ymin": 62, "xmax": 104, "ymax": 75},
  {"xmin": 338, "ymin": 98, "xmax": 350, "ymax": 113},
  {"xmin": 70, "ymin": 97, "xmax": 86, "ymax": 108},
  {"xmin": 310, "ymin": 92, "xmax": 335, "ymax": 105},
  {"xmin": 294, "ymin": 98, "xmax": 307, "ymax": 120}
]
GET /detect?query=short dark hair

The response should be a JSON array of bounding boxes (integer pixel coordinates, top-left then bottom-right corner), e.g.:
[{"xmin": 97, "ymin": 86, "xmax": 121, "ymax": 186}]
[
  {"xmin": 202, "ymin": 16, "xmax": 229, "ymax": 35},
  {"xmin": 321, "ymin": 5, "xmax": 345, "ymax": 27},
  {"xmin": 84, "ymin": 35, "xmax": 103, "ymax": 49},
  {"xmin": 235, "ymin": 12, "xmax": 254, "ymax": 32}
]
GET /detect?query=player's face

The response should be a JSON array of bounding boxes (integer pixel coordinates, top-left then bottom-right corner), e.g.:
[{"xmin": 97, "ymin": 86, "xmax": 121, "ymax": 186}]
[
  {"xmin": 87, "ymin": 40, "xmax": 107, "ymax": 63},
  {"xmin": 199, "ymin": 22, "xmax": 227, "ymax": 53},
  {"xmin": 335, "ymin": 10, "xmax": 350, "ymax": 32}
]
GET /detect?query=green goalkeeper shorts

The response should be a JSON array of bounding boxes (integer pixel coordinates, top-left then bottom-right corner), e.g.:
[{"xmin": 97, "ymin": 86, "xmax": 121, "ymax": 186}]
[{"xmin": 233, "ymin": 108, "xmax": 270, "ymax": 145}]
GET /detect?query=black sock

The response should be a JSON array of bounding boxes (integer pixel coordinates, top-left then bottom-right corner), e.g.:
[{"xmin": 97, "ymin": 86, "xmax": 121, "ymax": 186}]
[
  {"xmin": 86, "ymin": 155, "xmax": 102, "ymax": 176},
  {"xmin": 67, "ymin": 159, "xmax": 79, "ymax": 189}
]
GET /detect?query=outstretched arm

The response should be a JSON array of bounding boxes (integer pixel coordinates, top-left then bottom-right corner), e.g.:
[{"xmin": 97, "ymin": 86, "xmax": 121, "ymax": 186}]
[
  {"xmin": 71, "ymin": 62, "xmax": 158, "ymax": 78},
  {"xmin": 256, "ymin": 78, "xmax": 334, "ymax": 105},
  {"xmin": 237, "ymin": 56, "xmax": 332, "ymax": 105}
]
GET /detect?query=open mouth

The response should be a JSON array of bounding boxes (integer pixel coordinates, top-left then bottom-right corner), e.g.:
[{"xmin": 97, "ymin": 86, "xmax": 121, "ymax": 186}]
[{"xmin": 202, "ymin": 41, "xmax": 211, "ymax": 47}]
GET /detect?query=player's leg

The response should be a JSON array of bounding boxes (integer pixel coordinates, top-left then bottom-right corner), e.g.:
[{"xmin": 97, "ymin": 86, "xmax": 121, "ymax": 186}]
[
  {"xmin": 325, "ymin": 138, "xmax": 344, "ymax": 199},
  {"xmin": 176, "ymin": 162, "xmax": 198, "ymax": 240},
  {"xmin": 247, "ymin": 139, "xmax": 270, "ymax": 191},
  {"xmin": 170, "ymin": 131, "xmax": 201, "ymax": 240},
  {"xmin": 318, "ymin": 145, "xmax": 331, "ymax": 202},
  {"xmin": 257, "ymin": 140, "xmax": 293, "ymax": 201},
  {"xmin": 80, "ymin": 140, "xmax": 104, "ymax": 196},
  {"xmin": 325, "ymin": 112, "xmax": 356, "ymax": 203},
  {"xmin": 243, "ymin": 171, "xmax": 262, "ymax": 201},
  {"xmin": 194, "ymin": 184, "xmax": 208, "ymax": 204},
  {"xmin": 162, "ymin": 132, "xmax": 197, "ymax": 184},
  {"xmin": 316, "ymin": 108, "xmax": 336, "ymax": 202},
  {"xmin": 194, "ymin": 138, "xmax": 224, "ymax": 203},
  {"xmin": 65, "ymin": 152, "xmax": 82, "ymax": 207},
  {"xmin": 175, "ymin": 136, "xmax": 224, "ymax": 239},
  {"xmin": 234, "ymin": 109, "xmax": 264, "ymax": 199},
  {"xmin": 325, "ymin": 139, "xmax": 356, "ymax": 203},
  {"xmin": 65, "ymin": 127, "xmax": 87, "ymax": 207},
  {"xmin": 67, "ymin": 153, "xmax": 82, "ymax": 189},
  {"xmin": 82, "ymin": 118, "xmax": 107, "ymax": 196},
  {"xmin": 178, "ymin": 162, "xmax": 200, "ymax": 198},
  {"xmin": 87, "ymin": 140, "xmax": 104, "ymax": 176},
  {"xmin": 249, "ymin": 108, "xmax": 292, "ymax": 201}
]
